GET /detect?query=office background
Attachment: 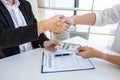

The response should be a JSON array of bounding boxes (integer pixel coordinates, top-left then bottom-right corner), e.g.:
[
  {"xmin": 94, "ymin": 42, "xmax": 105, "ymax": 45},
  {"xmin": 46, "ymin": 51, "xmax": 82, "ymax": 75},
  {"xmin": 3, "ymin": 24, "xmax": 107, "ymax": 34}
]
[{"xmin": 28, "ymin": 0, "xmax": 120, "ymax": 51}]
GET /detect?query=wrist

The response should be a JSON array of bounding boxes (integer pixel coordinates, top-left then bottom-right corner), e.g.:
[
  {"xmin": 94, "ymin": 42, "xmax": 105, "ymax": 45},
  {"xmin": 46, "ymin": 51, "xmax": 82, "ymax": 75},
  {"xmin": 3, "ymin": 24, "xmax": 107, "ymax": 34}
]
[
  {"xmin": 70, "ymin": 16, "xmax": 74, "ymax": 24},
  {"xmin": 97, "ymin": 51, "xmax": 107, "ymax": 59},
  {"xmin": 37, "ymin": 20, "xmax": 48, "ymax": 33},
  {"xmin": 95, "ymin": 50, "xmax": 103, "ymax": 58},
  {"xmin": 101, "ymin": 53, "xmax": 108, "ymax": 60}
]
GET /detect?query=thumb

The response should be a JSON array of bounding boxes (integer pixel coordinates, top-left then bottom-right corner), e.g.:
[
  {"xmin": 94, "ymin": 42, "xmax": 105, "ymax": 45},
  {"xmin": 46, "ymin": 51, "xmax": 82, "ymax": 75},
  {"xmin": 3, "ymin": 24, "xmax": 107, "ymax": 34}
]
[
  {"xmin": 57, "ymin": 15, "xmax": 66, "ymax": 26},
  {"xmin": 75, "ymin": 51, "xmax": 87, "ymax": 58}
]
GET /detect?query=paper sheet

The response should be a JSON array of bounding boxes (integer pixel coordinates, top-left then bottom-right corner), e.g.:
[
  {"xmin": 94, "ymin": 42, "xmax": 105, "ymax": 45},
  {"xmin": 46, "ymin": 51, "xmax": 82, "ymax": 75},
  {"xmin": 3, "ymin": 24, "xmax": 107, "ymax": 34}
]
[{"xmin": 41, "ymin": 49, "xmax": 95, "ymax": 73}]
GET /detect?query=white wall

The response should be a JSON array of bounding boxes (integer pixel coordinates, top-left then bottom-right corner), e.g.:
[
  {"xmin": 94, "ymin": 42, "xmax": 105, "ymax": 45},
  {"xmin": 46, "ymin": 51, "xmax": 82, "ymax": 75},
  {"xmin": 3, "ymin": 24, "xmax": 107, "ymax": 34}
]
[
  {"xmin": 27, "ymin": 0, "xmax": 51, "ymax": 38},
  {"xmin": 27, "ymin": 0, "xmax": 46, "ymax": 21}
]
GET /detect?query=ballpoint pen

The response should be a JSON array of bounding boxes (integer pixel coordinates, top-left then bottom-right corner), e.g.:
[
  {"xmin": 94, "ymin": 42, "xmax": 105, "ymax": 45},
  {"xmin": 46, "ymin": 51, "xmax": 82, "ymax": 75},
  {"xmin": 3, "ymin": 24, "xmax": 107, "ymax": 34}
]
[{"xmin": 54, "ymin": 53, "xmax": 72, "ymax": 57}]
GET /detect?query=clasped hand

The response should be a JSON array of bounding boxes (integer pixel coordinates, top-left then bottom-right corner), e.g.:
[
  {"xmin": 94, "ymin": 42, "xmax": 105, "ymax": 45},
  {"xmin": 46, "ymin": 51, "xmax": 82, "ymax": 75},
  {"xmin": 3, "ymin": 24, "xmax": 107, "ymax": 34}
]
[{"xmin": 43, "ymin": 15, "xmax": 73, "ymax": 34}]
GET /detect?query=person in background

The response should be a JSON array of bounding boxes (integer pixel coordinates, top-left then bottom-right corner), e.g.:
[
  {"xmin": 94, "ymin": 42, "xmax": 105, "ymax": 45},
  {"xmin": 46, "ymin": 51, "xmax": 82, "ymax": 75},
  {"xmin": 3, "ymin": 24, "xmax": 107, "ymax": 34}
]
[
  {"xmin": 0, "ymin": 0, "xmax": 69, "ymax": 58},
  {"xmin": 66, "ymin": 4, "xmax": 120, "ymax": 66}
]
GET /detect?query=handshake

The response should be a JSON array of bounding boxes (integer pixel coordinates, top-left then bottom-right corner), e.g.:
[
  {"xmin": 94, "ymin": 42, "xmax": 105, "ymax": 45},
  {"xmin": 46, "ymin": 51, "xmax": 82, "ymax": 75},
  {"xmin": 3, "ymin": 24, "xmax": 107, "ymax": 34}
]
[{"xmin": 37, "ymin": 15, "xmax": 73, "ymax": 34}]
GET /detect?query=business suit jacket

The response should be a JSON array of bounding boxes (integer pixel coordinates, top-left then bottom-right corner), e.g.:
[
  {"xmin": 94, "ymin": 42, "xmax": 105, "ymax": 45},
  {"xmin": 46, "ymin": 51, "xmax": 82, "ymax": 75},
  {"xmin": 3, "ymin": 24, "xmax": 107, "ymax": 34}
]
[{"xmin": 0, "ymin": 0, "xmax": 49, "ymax": 58}]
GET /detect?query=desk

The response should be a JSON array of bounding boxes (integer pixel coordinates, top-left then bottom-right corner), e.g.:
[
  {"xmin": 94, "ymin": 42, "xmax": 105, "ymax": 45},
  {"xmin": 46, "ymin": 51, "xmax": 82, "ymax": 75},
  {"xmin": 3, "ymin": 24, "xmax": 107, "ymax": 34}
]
[{"xmin": 0, "ymin": 36, "xmax": 120, "ymax": 80}]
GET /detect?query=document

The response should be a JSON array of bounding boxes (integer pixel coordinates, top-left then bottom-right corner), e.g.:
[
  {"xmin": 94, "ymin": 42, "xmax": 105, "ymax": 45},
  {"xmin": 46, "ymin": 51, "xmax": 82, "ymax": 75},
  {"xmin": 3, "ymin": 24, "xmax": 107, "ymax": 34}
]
[{"xmin": 41, "ymin": 49, "xmax": 95, "ymax": 73}]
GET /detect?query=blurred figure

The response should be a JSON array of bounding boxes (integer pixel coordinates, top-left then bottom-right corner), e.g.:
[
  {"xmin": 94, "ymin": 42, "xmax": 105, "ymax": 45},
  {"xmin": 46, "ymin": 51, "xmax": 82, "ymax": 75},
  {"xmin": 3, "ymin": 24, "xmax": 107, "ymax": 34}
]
[{"xmin": 66, "ymin": 4, "xmax": 120, "ymax": 66}]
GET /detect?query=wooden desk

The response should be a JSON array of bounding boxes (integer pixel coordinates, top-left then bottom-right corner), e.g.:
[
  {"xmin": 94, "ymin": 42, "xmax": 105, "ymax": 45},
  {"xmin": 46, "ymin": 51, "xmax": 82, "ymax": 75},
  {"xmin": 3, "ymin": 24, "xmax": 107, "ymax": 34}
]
[{"xmin": 0, "ymin": 36, "xmax": 120, "ymax": 80}]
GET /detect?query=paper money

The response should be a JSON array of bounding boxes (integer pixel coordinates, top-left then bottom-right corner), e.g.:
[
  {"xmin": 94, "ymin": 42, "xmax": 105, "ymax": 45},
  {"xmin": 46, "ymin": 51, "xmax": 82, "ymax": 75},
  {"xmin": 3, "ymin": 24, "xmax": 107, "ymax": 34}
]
[{"xmin": 56, "ymin": 42, "xmax": 80, "ymax": 52}]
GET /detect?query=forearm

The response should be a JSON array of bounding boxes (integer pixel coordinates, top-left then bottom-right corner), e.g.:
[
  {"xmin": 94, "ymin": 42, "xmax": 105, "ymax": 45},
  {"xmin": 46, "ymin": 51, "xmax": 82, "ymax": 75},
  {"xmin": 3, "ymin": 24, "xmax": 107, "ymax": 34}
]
[
  {"xmin": 37, "ymin": 20, "xmax": 48, "ymax": 33},
  {"xmin": 71, "ymin": 13, "xmax": 96, "ymax": 25},
  {"xmin": 0, "ymin": 24, "xmax": 38, "ymax": 48},
  {"xmin": 99, "ymin": 52, "xmax": 120, "ymax": 66}
]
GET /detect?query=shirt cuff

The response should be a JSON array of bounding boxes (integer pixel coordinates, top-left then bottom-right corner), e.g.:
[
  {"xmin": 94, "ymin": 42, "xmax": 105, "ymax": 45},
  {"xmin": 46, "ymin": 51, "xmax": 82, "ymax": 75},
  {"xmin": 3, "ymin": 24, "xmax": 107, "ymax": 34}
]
[{"xmin": 94, "ymin": 12, "xmax": 101, "ymax": 26}]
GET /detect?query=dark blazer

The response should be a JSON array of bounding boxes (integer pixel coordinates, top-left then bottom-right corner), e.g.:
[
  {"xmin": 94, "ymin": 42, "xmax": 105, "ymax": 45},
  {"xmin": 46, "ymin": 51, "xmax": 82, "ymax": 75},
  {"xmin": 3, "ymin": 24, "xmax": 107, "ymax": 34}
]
[{"xmin": 0, "ymin": 0, "xmax": 49, "ymax": 58}]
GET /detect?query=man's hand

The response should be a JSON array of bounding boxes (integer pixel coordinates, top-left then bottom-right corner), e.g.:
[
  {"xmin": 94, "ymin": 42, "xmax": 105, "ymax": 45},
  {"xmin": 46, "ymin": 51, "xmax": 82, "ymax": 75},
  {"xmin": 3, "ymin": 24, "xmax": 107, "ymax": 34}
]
[
  {"xmin": 43, "ymin": 40, "xmax": 59, "ymax": 51},
  {"xmin": 65, "ymin": 17, "xmax": 74, "ymax": 26}
]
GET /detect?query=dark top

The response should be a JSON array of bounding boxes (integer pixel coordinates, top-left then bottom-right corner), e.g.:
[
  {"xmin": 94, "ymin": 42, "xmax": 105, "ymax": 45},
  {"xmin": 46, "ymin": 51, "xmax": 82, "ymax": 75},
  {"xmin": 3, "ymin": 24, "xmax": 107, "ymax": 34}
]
[{"xmin": 0, "ymin": 0, "xmax": 49, "ymax": 58}]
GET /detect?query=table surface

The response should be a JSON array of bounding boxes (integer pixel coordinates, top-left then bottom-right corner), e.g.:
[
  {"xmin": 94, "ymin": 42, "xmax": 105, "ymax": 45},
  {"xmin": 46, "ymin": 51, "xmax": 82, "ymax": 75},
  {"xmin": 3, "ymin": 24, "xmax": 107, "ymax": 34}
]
[{"xmin": 0, "ymin": 36, "xmax": 120, "ymax": 80}]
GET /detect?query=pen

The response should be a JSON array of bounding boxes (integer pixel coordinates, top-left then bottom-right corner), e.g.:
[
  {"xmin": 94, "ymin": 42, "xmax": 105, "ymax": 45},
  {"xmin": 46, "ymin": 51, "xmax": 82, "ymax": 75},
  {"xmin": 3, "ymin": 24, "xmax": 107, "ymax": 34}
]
[{"xmin": 54, "ymin": 53, "xmax": 72, "ymax": 57}]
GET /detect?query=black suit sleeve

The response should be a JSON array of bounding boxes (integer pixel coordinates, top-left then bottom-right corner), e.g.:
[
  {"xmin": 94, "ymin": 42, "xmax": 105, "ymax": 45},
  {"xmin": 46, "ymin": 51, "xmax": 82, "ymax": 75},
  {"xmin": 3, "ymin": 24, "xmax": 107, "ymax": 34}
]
[
  {"xmin": 22, "ymin": 0, "xmax": 49, "ymax": 48},
  {"xmin": 0, "ymin": 0, "xmax": 49, "ymax": 49},
  {"xmin": 0, "ymin": 23, "xmax": 38, "ymax": 49}
]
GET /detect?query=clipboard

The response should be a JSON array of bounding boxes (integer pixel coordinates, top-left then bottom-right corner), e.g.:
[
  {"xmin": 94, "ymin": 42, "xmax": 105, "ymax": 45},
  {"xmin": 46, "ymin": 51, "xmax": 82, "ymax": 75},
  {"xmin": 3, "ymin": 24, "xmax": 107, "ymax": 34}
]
[{"xmin": 41, "ymin": 49, "xmax": 95, "ymax": 73}]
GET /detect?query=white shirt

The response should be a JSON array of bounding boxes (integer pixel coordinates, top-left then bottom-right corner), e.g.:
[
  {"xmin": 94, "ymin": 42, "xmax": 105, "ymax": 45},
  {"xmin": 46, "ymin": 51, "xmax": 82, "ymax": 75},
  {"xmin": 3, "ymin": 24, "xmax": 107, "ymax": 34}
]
[
  {"xmin": 94, "ymin": 4, "xmax": 120, "ymax": 26},
  {"xmin": 1, "ymin": 0, "xmax": 33, "ymax": 53},
  {"xmin": 94, "ymin": 4, "xmax": 120, "ymax": 52}
]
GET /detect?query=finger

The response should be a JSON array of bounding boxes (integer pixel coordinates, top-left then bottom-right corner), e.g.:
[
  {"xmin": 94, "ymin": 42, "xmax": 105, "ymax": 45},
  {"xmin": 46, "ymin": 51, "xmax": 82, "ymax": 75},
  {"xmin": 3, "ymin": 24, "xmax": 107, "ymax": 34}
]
[
  {"xmin": 50, "ymin": 47, "xmax": 57, "ymax": 51},
  {"xmin": 76, "ymin": 51, "xmax": 84, "ymax": 56},
  {"xmin": 65, "ymin": 22, "xmax": 72, "ymax": 26},
  {"xmin": 56, "ymin": 15, "xmax": 65, "ymax": 21},
  {"xmin": 66, "ymin": 17, "xmax": 73, "ymax": 24},
  {"xmin": 57, "ymin": 15, "xmax": 65, "ymax": 19},
  {"xmin": 57, "ymin": 16, "xmax": 67, "ymax": 26},
  {"xmin": 62, "ymin": 26, "xmax": 68, "ymax": 31},
  {"xmin": 77, "ymin": 46, "xmax": 87, "ymax": 51},
  {"xmin": 60, "ymin": 24, "xmax": 69, "ymax": 31},
  {"xmin": 54, "ymin": 32, "xmax": 61, "ymax": 34},
  {"xmin": 54, "ymin": 15, "xmax": 64, "ymax": 26},
  {"xmin": 64, "ymin": 27, "xmax": 68, "ymax": 31},
  {"xmin": 76, "ymin": 52, "xmax": 87, "ymax": 58},
  {"xmin": 57, "ymin": 21, "xmax": 65, "ymax": 26},
  {"xmin": 64, "ymin": 23, "xmax": 70, "ymax": 29},
  {"xmin": 50, "ymin": 40, "xmax": 59, "ymax": 45}
]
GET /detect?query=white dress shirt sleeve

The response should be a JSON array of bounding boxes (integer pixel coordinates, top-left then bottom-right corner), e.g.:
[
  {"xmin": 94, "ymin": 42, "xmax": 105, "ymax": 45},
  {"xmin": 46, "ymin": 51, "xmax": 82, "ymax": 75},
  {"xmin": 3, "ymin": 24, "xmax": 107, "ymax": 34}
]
[{"xmin": 94, "ymin": 4, "xmax": 120, "ymax": 26}]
